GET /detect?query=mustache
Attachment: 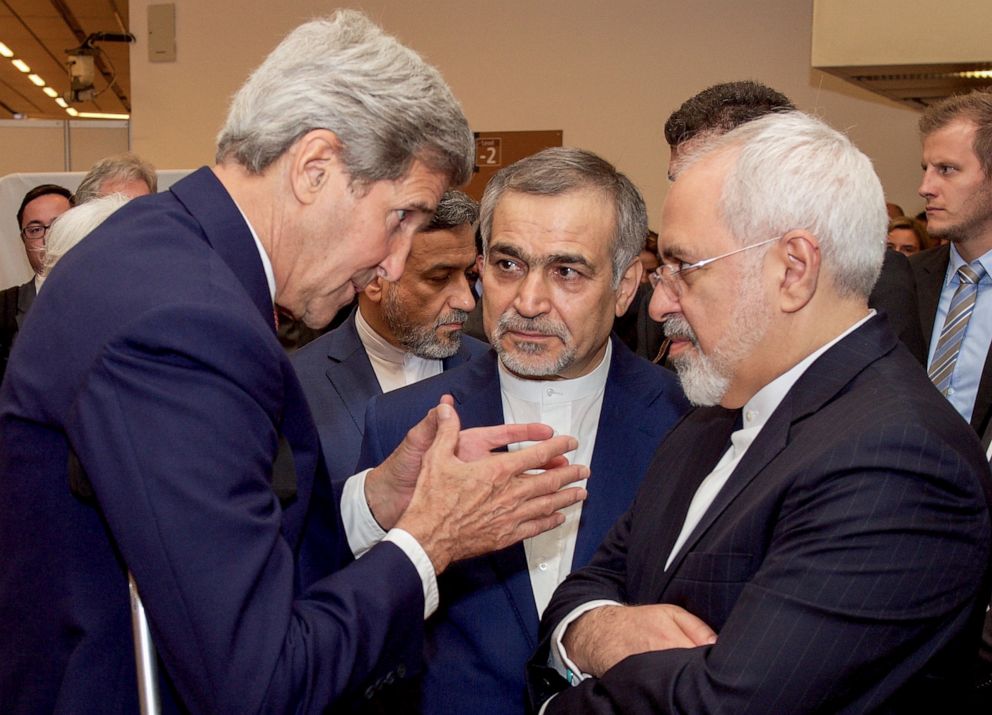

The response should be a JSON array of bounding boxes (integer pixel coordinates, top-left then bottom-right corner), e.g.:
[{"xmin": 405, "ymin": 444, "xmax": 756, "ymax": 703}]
[
  {"xmin": 434, "ymin": 309, "xmax": 469, "ymax": 328},
  {"xmin": 494, "ymin": 311, "xmax": 571, "ymax": 342},
  {"xmin": 663, "ymin": 314, "xmax": 700, "ymax": 348}
]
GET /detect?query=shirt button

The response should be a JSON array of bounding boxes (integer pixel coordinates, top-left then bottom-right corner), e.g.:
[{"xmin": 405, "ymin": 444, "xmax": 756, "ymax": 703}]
[
  {"xmin": 546, "ymin": 388, "xmax": 554, "ymax": 397},
  {"xmin": 538, "ymin": 562, "xmax": 549, "ymax": 571},
  {"xmin": 745, "ymin": 410, "xmax": 757, "ymax": 423},
  {"xmin": 947, "ymin": 388, "xmax": 955, "ymax": 396}
]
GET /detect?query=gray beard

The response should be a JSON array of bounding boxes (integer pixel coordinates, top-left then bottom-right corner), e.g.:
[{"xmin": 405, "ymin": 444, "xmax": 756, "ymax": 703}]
[
  {"xmin": 666, "ymin": 268, "xmax": 771, "ymax": 406},
  {"xmin": 381, "ymin": 292, "xmax": 466, "ymax": 359},
  {"xmin": 491, "ymin": 311, "xmax": 576, "ymax": 377}
]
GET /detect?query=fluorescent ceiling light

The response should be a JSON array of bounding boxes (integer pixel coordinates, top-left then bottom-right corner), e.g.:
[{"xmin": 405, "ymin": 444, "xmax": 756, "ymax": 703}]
[
  {"xmin": 55, "ymin": 97, "xmax": 68, "ymax": 108},
  {"xmin": 12, "ymin": 58, "xmax": 29, "ymax": 73},
  {"xmin": 76, "ymin": 112, "xmax": 130, "ymax": 120},
  {"xmin": 43, "ymin": 87, "xmax": 58, "ymax": 98},
  {"xmin": 65, "ymin": 107, "xmax": 79, "ymax": 117},
  {"xmin": 28, "ymin": 74, "xmax": 45, "ymax": 87},
  {"xmin": 0, "ymin": 43, "xmax": 13, "ymax": 58}
]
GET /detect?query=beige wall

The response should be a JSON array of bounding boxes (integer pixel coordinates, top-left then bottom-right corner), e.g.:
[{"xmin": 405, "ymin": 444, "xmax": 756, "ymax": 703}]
[
  {"xmin": 128, "ymin": 0, "xmax": 928, "ymax": 224},
  {"xmin": 0, "ymin": 120, "xmax": 129, "ymax": 176}
]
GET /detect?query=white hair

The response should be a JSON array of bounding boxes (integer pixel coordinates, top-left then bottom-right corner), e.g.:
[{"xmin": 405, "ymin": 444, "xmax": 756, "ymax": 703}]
[
  {"xmin": 215, "ymin": 10, "xmax": 473, "ymax": 187},
  {"xmin": 39, "ymin": 193, "xmax": 130, "ymax": 290},
  {"xmin": 683, "ymin": 112, "xmax": 887, "ymax": 299}
]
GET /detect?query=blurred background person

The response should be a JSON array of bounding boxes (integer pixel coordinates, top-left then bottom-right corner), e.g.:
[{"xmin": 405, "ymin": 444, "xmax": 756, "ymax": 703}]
[
  {"xmin": 0, "ymin": 184, "xmax": 72, "ymax": 383},
  {"xmin": 887, "ymin": 215, "xmax": 932, "ymax": 256},
  {"xmin": 73, "ymin": 152, "xmax": 157, "ymax": 205},
  {"xmin": 36, "ymin": 193, "xmax": 130, "ymax": 292}
]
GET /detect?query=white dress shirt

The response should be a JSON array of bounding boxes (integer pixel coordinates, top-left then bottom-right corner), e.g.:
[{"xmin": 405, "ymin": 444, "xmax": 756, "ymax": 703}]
[
  {"xmin": 355, "ymin": 306, "xmax": 444, "ymax": 393},
  {"xmin": 239, "ymin": 205, "xmax": 439, "ymax": 617},
  {"xmin": 550, "ymin": 311, "xmax": 876, "ymax": 690},
  {"xmin": 500, "ymin": 341, "xmax": 611, "ymax": 617}
]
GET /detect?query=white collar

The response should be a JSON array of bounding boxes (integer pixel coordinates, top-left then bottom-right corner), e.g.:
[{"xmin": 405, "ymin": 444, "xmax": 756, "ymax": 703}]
[
  {"xmin": 740, "ymin": 310, "xmax": 875, "ymax": 431},
  {"xmin": 232, "ymin": 201, "xmax": 275, "ymax": 303},
  {"xmin": 498, "ymin": 340, "xmax": 612, "ymax": 404},
  {"xmin": 355, "ymin": 305, "xmax": 424, "ymax": 366}
]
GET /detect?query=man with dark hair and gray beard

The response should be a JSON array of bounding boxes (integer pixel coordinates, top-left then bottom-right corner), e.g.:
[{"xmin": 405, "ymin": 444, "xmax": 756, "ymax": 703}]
[
  {"xmin": 293, "ymin": 189, "xmax": 488, "ymax": 483},
  {"xmin": 353, "ymin": 147, "xmax": 689, "ymax": 714}
]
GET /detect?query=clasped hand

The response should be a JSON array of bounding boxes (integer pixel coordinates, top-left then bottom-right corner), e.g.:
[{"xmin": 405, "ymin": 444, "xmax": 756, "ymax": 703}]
[{"xmin": 366, "ymin": 396, "xmax": 589, "ymax": 573}]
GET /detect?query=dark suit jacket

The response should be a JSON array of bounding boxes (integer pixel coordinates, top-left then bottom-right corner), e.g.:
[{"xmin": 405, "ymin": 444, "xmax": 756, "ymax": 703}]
[
  {"xmin": 531, "ymin": 316, "xmax": 992, "ymax": 714},
  {"xmin": 0, "ymin": 168, "xmax": 425, "ymax": 714},
  {"xmin": 871, "ymin": 249, "xmax": 927, "ymax": 365},
  {"xmin": 357, "ymin": 339, "xmax": 689, "ymax": 714},
  {"xmin": 910, "ymin": 244, "xmax": 992, "ymax": 437},
  {"xmin": 291, "ymin": 310, "xmax": 487, "ymax": 484},
  {"xmin": 0, "ymin": 278, "xmax": 35, "ymax": 386}
]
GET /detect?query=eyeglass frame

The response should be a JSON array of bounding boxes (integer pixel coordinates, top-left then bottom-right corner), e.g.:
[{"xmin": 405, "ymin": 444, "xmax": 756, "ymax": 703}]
[
  {"xmin": 20, "ymin": 221, "xmax": 56, "ymax": 243},
  {"xmin": 648, "ymin": 235, "xmax": 782, "ymax": 298}
]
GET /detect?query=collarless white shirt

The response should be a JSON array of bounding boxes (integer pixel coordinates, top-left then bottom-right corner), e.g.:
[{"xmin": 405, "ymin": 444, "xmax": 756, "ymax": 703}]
[
  {"xmin": 355, "ymin": 306, "xmax": 444, "ymax": 393},
  {"xmin": 499, "ymin": 341, "xmax": 612, "ymax": 617}
]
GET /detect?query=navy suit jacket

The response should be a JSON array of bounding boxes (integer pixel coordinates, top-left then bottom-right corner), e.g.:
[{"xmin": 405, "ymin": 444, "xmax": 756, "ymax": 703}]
[
  {"xmin": 291, "ymin": 310, "xmax": 487, "ymax": 484},
  {"xmin": 531, "ymin": 316, "xmax": 992, "ymax": 714},
  {"xmin": 0, "ymin": 168, "xmax": 425, "ymax": 713},
  {"xmin": 357, "ymin": 339, "xmax": 689, "ymax": 714},
  {"xmin": 910, "ymin": 244, "xmax": 992, "ymax": 436}
]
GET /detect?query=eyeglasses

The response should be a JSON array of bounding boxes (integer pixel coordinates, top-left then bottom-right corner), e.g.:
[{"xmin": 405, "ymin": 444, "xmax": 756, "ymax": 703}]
[
  {"xmin": 20, "ymin": 222, "xmax": 55, "ymax": 242},
  {"xmin": 648, "ymin": 235, "xmax": 782, "ymax": 298}
]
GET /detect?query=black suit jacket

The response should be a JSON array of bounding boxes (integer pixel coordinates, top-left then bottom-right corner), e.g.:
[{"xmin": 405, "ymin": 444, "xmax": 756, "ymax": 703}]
[
  {"xmin": 871, "ymin": 249, "xmax": 927, "ymax": 364},
  {"xmin": 531, "ymin": 316, "xmax": 992, "ymax": 714},
  {"xmin": 910, "ymin": 244, "xmax": 992, "ymax": 436},
  {"xmin": 0, "ymin": 278, "xmax": 35, "ymax": 385}
]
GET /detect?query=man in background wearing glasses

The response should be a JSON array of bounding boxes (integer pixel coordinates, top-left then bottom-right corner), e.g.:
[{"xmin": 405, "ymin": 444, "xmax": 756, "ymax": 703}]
[
  {"xmin": 0, "ymin": 183, "xmax": 72, "ymax": 383},
  {"xmin": 529, "ymin": 112, "xmax": 992, "ymax": 714}
]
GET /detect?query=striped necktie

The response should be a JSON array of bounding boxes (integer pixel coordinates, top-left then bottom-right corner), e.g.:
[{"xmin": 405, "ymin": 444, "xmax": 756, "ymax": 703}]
[{"xmin": 928, "ymin": 262, "xmax": 985, "ymax": 396}]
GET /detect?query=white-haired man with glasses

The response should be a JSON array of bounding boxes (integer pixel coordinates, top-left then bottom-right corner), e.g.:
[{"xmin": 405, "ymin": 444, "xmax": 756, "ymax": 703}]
[
  {"xmin": 529, "ymin": 112, "xmax": 992, "ymax": 714},
  {"xmin": 0, "ymin": 183, "xmax": 72, "ymax": 384}
]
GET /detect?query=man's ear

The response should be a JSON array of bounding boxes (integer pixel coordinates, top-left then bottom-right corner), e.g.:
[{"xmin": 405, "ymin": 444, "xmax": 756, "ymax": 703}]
[
  {"xmin": 288, "ymin": 129, "xmax": 342, "ymax": 205},
  {"xmin": 778, "ymin": 231, "xmax": 820, "ymax": 313},
  {"xmin": 614, "ymin": 259, "xmax": 643, "ymax": 317},
  {"xmin": 363, "ymin": 275, "xmax": 386, "ymax": 304}
]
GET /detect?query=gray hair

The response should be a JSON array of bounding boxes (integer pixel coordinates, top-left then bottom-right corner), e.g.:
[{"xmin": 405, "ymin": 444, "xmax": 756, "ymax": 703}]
[
  {"xmin": 426, "ymin": 190, "xmax": 479, "ymax": 231},
  {"xmin": 215, "ymin": 10, "xmax": 474, "ymax": 188},
  {"xmin": 479, "ymin": 147, "xmax": 647, "ymax": 287},
  {"xmin": 682, "ymin": 112, "xmax": 886, "ymax": 300},
  {"xmin": 74, "ymin": 153, "xmax": 157, "ymax": 204},
  {"xmin": 40, "ymin": 193, "xmax": 130, "ymax": 286}
]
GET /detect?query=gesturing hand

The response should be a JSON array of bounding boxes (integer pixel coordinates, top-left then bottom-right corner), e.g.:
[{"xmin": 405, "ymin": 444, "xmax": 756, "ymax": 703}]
[
  {"xmin": 393, "ymin": 401, "xmax": 588, "ymax": 574},
  {"xmin": 366, "ymin": 396, "xmax": 570, "ymax": 530}
]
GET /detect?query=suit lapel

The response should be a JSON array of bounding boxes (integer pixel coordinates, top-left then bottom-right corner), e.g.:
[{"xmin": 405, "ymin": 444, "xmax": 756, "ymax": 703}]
[
  {"xmin": 16, "ymin": 280, "xmax": 35, "ymax": 330},
  {"xmin": 574, "ymin": 341, "xmax": 668, "ymax": 567},
  {"xmin": 912, "ymin": 244, "xmax": 949, "ymax": 347},
  {"xmin": 657, "ymin": 316, "xmax": 899, "ymax": 596},
  {"xmin": 170, "ymin": 168, "xmax": 275, "ymax": 332},
  {"xmin": 322, "ymin": 313, "xmax": 381, "ymax": 434}
]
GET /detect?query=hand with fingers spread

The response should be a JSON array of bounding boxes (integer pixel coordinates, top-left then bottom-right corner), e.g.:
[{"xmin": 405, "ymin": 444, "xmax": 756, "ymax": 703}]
[
  {"xmin": 365, "ymin": 394, "xmax": 571, "ymax": 531},
  {"xmin": 563, "ymin": 603, "xmax": 717, "ymax": 678},
  {"xmin": 390, "ymin": 400, "xmax": 589, "ymax": 574}
]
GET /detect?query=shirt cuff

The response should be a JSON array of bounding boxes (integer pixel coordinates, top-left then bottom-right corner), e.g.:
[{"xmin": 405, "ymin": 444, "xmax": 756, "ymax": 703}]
[
  {"xmin": 384, "ymin": 528, "xmax": 440, "ymax": 619},
  {"xmin": 550, "ymin": 600, "xmax": 622, "ymax": 684},
  {"xmin": 340, "ymin": 469, "xmax": 386, "ymax": 557},
  {"xmin": 341, "ymin": 471, "xmax": 439, "ymax": 619}
]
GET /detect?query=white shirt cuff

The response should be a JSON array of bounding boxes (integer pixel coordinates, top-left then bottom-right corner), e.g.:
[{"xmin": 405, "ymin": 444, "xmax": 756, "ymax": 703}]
[
  {"xmin": 341, "ymin": 470, "xmax": 439, "ymax": 619},
  {"xmin": 550, "ymin": 600, "xmax": 622, "ymax": 684},
  {"xmin": 340, "ymin": 469, "xmax": 386, "ymax": 557},
  {"xmin": 384, "ymin": 528, "xmax": 440, "ymax": 618}
]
